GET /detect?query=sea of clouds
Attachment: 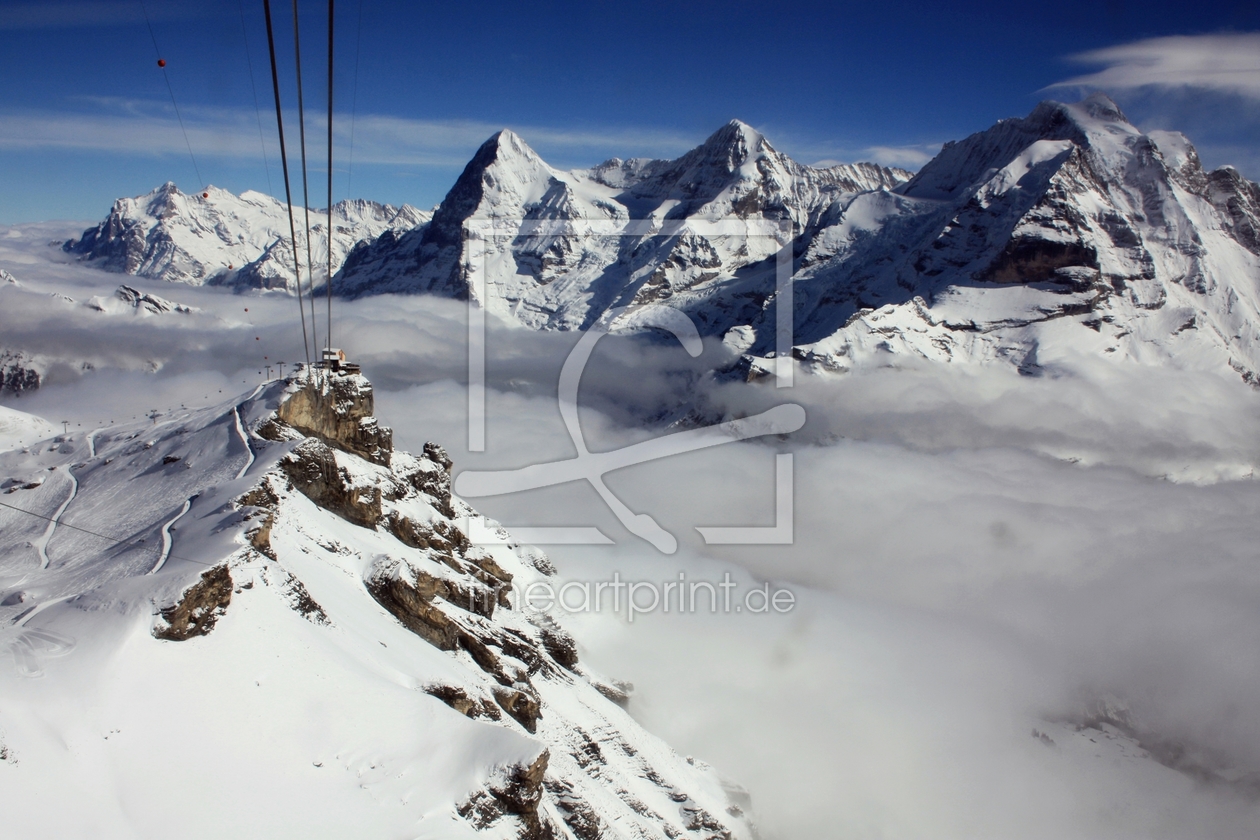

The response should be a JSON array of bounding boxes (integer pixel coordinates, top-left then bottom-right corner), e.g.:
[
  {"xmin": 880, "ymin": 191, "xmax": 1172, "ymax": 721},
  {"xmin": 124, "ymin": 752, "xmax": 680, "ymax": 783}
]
[{"xmin": 5, "ymin": 221, "xmax": 1260, "ymax": 837}]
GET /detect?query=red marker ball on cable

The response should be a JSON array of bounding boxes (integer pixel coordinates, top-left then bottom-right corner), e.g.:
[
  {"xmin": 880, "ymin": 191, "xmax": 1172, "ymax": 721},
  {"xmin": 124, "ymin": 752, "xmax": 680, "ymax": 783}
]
[{"xmin": 157, "ymin": 59, "xmax": 166, "ymax": 68}]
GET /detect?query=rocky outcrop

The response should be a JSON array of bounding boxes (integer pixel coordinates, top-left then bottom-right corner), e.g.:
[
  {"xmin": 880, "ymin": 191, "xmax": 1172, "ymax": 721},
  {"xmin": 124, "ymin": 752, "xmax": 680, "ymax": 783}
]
[
  {"xmin": 460, "ymin": 751, "xmax": 555, "ymax": 840},
  {"xmin": 425, "ymin": 684, "xmax": 503, "ymax": 720},
  {"xmin": 279, "ymin": 438, "xmax": 383, "ymax": 528},
  {"xmin": 115, "ymin": 284, "xmax": 194, "ymax": 314},
  {"xmin": 242, "ymin": 374, "xmax": 755, "ymax": 839},
  {"xmin": 0, "ymin": 350, "xmax": 41, "ymax": 396},
  {"xmin": 153, "ymin": 565, "xmax": 233, "ymax": 640},
  {"xmin": 276, "ymin": 373, "xmax": 392, "ymax": 466}
]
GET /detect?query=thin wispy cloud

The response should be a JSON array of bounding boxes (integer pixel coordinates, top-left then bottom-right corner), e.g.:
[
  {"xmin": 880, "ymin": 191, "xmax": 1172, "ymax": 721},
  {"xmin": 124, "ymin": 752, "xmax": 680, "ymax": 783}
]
[
  {"xmin": 0, "ymin": 97, "xmax": 939, "ymax": 185},
  {"xmin": 0, "ymin": 99, "xmax": 699, "ymax": 169},
  {"xmin": 860, "ymin": 144, "xmax": 940, "ymax": 168},
  {"xmin": 1051, "ymin": 33, "xmax": 1260, "ymax": 98},
  {"xmin": 811, "ymin": 145, "xmax": 938, "ymax": 171}
]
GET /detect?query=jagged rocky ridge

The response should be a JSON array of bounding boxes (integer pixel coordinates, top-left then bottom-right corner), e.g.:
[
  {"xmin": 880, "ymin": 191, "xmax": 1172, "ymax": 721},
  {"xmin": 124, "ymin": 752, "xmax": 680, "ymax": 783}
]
[
  {"xmin": 64, "ymin": 183, "xmax": 429, "ymax": 293},
  {"xmin": 0, "ymin": 372, "xmax": 754, "ymax": 839},
  {"xmin": 0, "ymin": 350, "xmax": 41, "ymax": 397}
]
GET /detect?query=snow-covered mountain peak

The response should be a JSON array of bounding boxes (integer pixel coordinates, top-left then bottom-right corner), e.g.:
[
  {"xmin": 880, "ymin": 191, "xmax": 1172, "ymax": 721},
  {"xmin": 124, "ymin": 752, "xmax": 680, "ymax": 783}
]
[
  {"xmin": 444, "ymin": 128, "xmax": 558, "ymax": 217},
  {"xmin": 334, "ymin": 119, "xmax": 912, "ymax": 323},
  {"xmin": 1062, "ymin": 91, "xmax": 1130, "ymax": 125},
  {"xmin": 695, "ymin": 118, "xmax": 767, "ymax": 168},
  {"xmin": 486, "ymin": 127, "xmax": 544, "ymax": 162},
  {"xmin": 898, "ymin": 95, "xmax": 1146, "ymax": 202}
]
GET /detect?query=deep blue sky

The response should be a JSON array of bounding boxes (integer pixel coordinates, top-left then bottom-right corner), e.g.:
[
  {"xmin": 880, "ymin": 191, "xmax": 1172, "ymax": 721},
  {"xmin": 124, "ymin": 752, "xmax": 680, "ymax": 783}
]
[{"xmin": 1, "ymin": 0, "xmax": 1257, "ymax": 224}]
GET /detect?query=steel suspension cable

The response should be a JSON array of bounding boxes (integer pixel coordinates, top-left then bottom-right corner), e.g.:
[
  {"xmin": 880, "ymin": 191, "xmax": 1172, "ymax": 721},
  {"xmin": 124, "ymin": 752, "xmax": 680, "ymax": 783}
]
[
  {"xmin": 262, "ymin": 0, "xmax": 312, "ymax": 367},
  {"xmin": 292, "ymin": 0, "xmax": 320, "ymax": 355},
  {"xmin": 326, "ymin": 0, "xmax": 335, "ymax": 352},
  {"xmin": 139, "ymin": 0, "xmax": 203, "ymax": 190},
  {"xmin": 237, "ymin": 0, "xmax": 274, "ymax": 198},
  {"xmin": 0, "ymin": 498, "xmax": 216, "ymax": 570}
]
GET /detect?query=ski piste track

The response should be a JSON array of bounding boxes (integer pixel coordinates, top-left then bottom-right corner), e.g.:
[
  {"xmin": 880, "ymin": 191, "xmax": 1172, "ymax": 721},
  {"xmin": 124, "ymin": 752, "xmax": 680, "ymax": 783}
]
[
  {"xmin": 232, "ymin": 389, "xmax": 261, "ymax": 481},
  {"xmin": 33, "ymin": 466, "xmax": 77, "ymax": 571},
  {"xmin": 152, "ymin": 497, "xmax": 192, "ymax": 575}
]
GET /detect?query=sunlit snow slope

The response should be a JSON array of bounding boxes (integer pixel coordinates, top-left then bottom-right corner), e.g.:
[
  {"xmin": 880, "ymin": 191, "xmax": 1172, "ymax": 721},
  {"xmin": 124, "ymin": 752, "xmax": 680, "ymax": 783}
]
[{"xmin": 0, "ymin": 371, "xmax": 752, "ymax": 840}]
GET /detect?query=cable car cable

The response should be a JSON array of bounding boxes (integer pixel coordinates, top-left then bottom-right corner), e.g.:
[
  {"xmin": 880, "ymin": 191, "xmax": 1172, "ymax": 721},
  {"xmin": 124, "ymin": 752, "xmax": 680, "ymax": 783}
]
[
  {"xmin": 262, "ymin": 0, "xmax": 312, "ymax": 367},
  {"xmin": 0, "ymin": 498, "xmax": 216, "ymax": 570},
  {"xmin": 138, "ymin": 0, "xmax": 203, "ymax": 191},
  {"xmin": 237, "ymin": 0, "xmax": 274, "ymax": 198},
  {"xmin": 291, "ymin": 0, "xmax": 320, "ymax": 356},
  {"xmin": 326, "ymin": 0, "xmax": 335, "ymax": 353}
]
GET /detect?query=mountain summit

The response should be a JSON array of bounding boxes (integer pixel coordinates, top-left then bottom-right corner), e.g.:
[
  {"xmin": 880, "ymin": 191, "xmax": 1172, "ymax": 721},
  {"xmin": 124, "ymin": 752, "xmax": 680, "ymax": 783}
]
[{"xmin": 334, "ymin": 119, "xmax": 910, "ymax": 330}]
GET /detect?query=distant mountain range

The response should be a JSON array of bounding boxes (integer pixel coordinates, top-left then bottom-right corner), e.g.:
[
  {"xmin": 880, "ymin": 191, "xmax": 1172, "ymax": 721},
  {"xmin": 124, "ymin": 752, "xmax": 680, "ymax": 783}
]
[
  {"xmin": 65, "ymin": 185, "xmax": 428, "ymax": 293},
  {"xmin": 66, "ymin": 94, "xmax": 1260, "ymax": 381}
]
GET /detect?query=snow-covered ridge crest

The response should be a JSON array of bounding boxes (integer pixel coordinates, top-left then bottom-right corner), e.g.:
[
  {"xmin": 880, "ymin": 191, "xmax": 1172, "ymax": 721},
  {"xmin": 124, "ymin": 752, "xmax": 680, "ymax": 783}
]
[
  {"xmin": 0, "ymin": 372, "xmax": 755, "ymax": 839},
  {"xmin": 63, "ymin": 182, "xmax": 430, "ymax": 293},
  {"xmin": 336, "ymin": 118, "xmax": 912, "ymax": 330}
]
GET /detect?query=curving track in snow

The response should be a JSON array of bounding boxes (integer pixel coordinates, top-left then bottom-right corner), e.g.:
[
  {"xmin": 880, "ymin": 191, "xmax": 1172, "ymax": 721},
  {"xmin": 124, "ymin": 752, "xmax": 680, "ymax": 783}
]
[
  {"xmin": 33, "ymin": 467, "xmax": 77, "ymax": 570},
  {"xmin": 232, "ymin": 405, "xmax": 255, "ymax": 480},
  {"xmin": 151, "ymin": 498, "xmax": 192, "ymax": 575}
]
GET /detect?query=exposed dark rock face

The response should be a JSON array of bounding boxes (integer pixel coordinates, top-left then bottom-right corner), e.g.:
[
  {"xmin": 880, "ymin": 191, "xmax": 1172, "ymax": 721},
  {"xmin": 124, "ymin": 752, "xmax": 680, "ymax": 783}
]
[
  {"xmin": 276, "ymin": 374, "xmax": 393, "ymax": 466},
  {"xmin": 366, "ymin": 571, "xmax": 480, "ymax": 650},
  {"xmin": 981, "ymin": 237, "xmax": 1100, "ymax": 284},
  {"xmin": 0, "ymin": 350, "xmax": 41, "ymax": 396},
  {"xmin": 425, "ymin": 684, "xmax": 502, "ymax": 720},
  {"xmin": 545, "ymin": 779, "xmax": 603, "ymax": 840},
  {"xmin": 237, "ymin": 481, "xmax": 279, "ymax": 559},
  {"xmin": 1208, "ymin": 166, "xmax": 1260, "ymax": 256},
  {"xmin": 460, "ymin": 751, "xmax": 556, "ymax": 840},
  {"xmin": 153, "ymin": 565, "xmax": 233, "ymax": 640},
  {"xmin": 280, "ymin": 438, "xmax": 383, "ymax": 528},
  {"xmin": 539, "ymin": 627, "xmax": 578, "ymax": 671},
  {"xmin": 494, "ymin": 685, "xmax": 543, "ymax": 733}
]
